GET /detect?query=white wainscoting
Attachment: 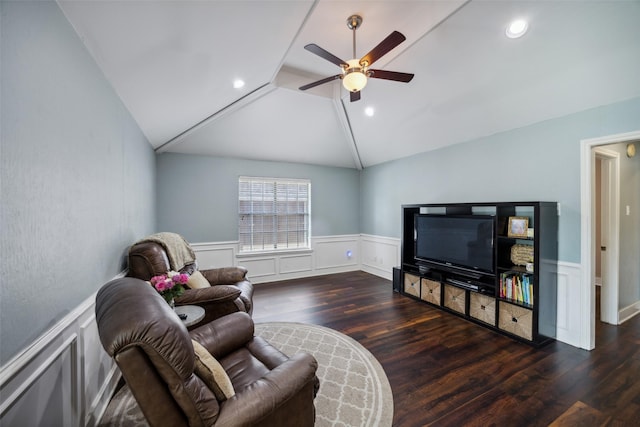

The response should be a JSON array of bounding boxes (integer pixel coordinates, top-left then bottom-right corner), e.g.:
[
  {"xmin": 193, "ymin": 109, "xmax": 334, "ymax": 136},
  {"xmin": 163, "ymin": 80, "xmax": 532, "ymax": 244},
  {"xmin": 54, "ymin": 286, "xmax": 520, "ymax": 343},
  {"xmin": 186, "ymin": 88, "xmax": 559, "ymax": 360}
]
[
  {"xmin": 0, "ymin": 239, "xmax": 590, "ymax": 427},
  {"xmin": 0, "ymin": 286, "xmax": 120, "ymax": 427},
  {"xmin": 192, "ymin": 235, "xmax": 366, "ymax": 284},
  {"xmin": 360, "ymin": 234, "xmax": 401, "ymax": 281},
  {"xmin": 555, "ymin": 261, "xmax": 583, "ymax": 348}
]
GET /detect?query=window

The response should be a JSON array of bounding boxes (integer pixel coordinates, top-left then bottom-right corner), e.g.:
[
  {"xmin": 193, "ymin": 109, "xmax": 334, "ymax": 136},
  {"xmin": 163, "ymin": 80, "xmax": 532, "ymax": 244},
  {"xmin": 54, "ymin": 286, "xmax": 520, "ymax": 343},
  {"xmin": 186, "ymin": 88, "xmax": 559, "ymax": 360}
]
[{"xmin": 238, "ymin": 177, "xmax": 310, "ymax": 252}]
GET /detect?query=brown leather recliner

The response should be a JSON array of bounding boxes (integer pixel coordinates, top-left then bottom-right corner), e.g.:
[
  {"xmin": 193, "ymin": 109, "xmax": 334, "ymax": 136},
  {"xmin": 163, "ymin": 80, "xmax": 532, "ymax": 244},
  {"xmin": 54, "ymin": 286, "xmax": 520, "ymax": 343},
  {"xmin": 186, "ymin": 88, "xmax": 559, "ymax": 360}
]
[
  {"xmin": 128, "ymin": 233, "xmax": 253, "ymax": 326},
  {"xmin": 96, "ymin": 277, "xmax": 319, "ymax": 427}
]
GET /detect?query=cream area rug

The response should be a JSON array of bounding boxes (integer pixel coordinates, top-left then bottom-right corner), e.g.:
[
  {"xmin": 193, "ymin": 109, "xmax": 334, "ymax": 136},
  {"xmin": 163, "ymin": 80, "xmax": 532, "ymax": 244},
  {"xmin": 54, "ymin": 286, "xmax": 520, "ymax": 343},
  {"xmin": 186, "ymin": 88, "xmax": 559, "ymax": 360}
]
[
  {"xmin": 255, "ymin": 322, "xmax": 393, "ymax": 427},
  {"xmin": 99, "ymin": 322, "xmax": 393, "ymax": 427}
]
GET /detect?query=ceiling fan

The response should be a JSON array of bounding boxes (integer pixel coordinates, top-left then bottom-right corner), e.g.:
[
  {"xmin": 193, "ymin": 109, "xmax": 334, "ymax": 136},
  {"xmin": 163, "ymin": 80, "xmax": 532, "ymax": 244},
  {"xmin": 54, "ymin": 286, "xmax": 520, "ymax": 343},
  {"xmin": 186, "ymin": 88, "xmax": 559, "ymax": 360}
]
[{"xmin": 299, "ymin": 14, "xmax": 414, "ymax": 102}]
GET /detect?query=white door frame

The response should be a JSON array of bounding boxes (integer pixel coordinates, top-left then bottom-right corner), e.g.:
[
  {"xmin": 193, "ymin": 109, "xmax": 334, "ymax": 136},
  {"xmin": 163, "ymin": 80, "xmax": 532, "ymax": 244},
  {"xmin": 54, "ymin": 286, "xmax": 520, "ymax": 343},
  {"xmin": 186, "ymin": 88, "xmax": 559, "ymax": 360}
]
[
  {"xmin": 594, "ymin": 147, "xmax": 620, "ymax": 326},
  {"xmin": 580, "ymin": 130, "xmax": 640, "ymax": 350}
]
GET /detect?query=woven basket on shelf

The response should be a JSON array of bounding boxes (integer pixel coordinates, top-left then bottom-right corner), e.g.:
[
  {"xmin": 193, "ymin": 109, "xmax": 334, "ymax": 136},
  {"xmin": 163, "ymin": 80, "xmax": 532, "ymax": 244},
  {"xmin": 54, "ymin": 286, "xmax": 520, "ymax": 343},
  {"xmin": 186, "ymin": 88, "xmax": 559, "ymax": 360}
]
[{"xmin": 510, "ymin": 244, "xmax": 533, "ymax": 266}]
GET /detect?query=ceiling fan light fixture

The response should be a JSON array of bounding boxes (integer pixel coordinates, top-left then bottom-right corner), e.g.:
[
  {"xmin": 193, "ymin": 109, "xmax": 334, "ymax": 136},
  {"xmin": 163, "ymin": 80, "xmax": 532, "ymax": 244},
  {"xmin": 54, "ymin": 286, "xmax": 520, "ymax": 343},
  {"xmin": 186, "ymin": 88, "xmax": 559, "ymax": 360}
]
[{"xmin": 342, "ymin": 59, "xmax": 368, "ymax": 92}]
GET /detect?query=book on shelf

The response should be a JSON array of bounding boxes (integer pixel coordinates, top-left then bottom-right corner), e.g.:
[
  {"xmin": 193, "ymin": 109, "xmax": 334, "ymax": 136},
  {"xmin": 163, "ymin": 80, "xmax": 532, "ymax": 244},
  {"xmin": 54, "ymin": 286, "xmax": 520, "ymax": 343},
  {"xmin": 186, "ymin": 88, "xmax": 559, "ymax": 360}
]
[{"xmin": 499, "ymin": 272, "xmax": 534, "ymax": 306}]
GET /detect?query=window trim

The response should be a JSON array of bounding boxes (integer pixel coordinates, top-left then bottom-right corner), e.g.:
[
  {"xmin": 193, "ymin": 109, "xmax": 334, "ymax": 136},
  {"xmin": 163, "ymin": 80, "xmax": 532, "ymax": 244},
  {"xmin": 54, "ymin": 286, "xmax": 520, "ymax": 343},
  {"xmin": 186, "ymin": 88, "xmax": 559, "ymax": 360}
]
[{"xmin": 238, "ymin": 176, "xmax": 311, "ymax": 253}]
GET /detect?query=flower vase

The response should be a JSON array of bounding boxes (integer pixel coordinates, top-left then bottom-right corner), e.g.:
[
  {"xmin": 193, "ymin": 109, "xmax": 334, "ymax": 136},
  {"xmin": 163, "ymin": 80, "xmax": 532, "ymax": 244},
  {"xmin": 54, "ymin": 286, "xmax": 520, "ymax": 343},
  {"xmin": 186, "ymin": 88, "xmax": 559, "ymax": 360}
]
[{"xmin": 168, "ymin": 298, "xmax": 175, "ymax": 311}]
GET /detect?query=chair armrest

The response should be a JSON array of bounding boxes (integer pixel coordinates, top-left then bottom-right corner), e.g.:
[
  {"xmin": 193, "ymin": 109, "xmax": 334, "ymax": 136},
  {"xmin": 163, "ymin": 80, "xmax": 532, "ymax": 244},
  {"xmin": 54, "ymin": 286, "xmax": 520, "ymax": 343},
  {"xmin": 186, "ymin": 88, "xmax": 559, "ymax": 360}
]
[
  {"xmin": 175, "ymin": 285, "xmax": 241, "ymax": 305},
  {"xmin": 189, "ymin": 312, "xmax": 254, "ymax": 359},
  {"xmin": 201, "ymin": 266, "xmax": 248, "ymax": 285},
  {"xmin": 214, "ymin": 353, "xmax": 318, "ymax": 426}
]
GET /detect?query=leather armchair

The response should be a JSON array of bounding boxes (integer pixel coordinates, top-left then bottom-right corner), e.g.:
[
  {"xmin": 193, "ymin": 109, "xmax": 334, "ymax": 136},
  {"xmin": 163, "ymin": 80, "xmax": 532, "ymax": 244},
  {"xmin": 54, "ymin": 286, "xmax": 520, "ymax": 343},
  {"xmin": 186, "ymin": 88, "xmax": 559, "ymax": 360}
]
[
  {"xmin": 96, "ymin": 277, "xmax": 319, "ymax": 427},
  {"xmin": 128, "ymin": 237, "xmax": 253, "ymax": 326}
]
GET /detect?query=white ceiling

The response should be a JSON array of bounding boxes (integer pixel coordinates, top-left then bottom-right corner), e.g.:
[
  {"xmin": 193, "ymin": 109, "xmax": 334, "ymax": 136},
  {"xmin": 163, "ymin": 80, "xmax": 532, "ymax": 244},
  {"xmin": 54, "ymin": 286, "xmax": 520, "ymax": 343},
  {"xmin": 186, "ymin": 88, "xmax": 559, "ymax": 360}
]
[{"xmin": 59, "ymin": 0, "xmax": 640, "ymax": 169}]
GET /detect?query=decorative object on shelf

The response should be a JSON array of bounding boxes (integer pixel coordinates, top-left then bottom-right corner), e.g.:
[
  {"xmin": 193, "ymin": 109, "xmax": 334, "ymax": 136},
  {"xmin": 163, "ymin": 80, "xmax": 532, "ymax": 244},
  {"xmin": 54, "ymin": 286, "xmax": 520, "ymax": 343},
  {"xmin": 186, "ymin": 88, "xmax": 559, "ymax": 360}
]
[
  {"xmin": 149, "ymin": 271, "xmax": 189, "ymax": 307},
  {"xmin": 627, "ymin": 143, "xmax": 636, "ymax": 158},
  {"xmin": 511, "ymin": 244, "xmax": 534, "ymax": 266},
  {"xmin": 507, "ymin": 216, "xmax": 529, "ymax": 238}
]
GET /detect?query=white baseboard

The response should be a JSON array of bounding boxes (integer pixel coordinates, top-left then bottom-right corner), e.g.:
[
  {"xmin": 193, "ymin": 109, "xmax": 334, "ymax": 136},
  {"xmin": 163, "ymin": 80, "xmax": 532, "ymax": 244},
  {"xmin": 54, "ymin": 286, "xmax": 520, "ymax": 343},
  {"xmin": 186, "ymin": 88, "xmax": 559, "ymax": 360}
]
[{"xmin": 619, "ymin": 300, "xmax": 640, "ymax": 323}]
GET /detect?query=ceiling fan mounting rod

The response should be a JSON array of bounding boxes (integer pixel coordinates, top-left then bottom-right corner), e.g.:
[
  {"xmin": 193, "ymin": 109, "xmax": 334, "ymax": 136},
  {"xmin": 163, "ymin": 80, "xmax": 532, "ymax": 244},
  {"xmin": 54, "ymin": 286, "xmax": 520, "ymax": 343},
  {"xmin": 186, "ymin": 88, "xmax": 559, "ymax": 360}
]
[{"xmin": 347, "ymin": 15, "xmax": 362, "ymax": 59}]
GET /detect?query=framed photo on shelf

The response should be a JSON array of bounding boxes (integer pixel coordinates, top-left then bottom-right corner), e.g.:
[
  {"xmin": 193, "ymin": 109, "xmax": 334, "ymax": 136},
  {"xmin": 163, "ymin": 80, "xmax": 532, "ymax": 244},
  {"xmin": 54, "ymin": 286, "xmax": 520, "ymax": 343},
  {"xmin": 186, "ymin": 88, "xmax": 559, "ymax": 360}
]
[{"xmin": 508, "ymin": 216, "xmax": 529, "ymax": 238}]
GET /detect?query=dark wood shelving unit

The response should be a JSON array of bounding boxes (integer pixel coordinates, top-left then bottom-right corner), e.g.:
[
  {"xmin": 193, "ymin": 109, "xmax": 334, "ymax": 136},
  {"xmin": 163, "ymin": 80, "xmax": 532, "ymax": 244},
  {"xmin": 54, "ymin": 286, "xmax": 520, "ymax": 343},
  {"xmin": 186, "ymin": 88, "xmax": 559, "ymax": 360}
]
[{"xmin": 400, "ymin": 202, "xmax": 558, "ymax": 346}]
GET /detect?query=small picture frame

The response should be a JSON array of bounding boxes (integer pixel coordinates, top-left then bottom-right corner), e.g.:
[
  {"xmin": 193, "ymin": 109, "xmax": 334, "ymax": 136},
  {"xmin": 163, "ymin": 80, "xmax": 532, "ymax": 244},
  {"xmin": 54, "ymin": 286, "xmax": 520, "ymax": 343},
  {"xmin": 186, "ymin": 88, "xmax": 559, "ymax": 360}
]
[{"xmin": 507, "ymin": 216, "xmax": 529, "ymax": 238}]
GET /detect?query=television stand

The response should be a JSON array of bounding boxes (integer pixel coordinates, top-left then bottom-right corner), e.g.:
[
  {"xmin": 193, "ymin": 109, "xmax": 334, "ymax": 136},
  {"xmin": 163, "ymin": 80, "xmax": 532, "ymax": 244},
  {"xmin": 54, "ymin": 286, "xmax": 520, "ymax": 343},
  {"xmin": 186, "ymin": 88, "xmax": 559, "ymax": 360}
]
[{"xmin": 400, "ymin": 201, "xmax": 558, "ymax": 346}]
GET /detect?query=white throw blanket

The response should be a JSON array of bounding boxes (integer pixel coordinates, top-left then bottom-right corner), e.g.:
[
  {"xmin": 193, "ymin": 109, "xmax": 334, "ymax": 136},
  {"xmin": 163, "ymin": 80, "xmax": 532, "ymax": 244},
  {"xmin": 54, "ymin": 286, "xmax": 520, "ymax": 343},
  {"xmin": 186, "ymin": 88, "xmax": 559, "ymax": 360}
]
[{"xmin": 135, "ymin": 232, "xmax": 196, "ymax": 271}]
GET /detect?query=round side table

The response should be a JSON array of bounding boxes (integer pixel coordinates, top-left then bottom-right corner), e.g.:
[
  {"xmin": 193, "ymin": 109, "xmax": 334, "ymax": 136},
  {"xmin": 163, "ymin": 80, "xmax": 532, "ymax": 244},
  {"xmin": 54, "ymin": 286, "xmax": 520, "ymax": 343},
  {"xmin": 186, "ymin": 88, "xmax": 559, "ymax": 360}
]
[{"xmin": 174, "ymin": 305, "xmax": 205, "ymax": 327}]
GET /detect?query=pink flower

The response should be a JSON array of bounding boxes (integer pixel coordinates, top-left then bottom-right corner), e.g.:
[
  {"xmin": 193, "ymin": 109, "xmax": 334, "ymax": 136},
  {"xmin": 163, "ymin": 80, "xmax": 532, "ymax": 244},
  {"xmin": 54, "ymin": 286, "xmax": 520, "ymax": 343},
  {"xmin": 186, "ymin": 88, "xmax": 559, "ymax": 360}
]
[
  {"xmin": 148, "ymin": 271, "xmax": 186, "ymax": 304},
  {"xmin": 150, "ymin": 275, "xmax": 165, "ymax": 284},
  {"xmin": 173, "ymin": 273, "xmax": 189, "ymax": 285}
]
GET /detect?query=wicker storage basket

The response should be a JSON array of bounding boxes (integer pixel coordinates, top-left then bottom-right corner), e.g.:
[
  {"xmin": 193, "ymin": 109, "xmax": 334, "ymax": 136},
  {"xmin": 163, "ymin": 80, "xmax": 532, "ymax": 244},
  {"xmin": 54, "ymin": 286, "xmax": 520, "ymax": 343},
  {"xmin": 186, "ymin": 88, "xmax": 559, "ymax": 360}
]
[
  {"xmin": 510, "ymin": 244, "xmax": 534, "ymax": 266},
  {"xmin": 469, "ymin": 293, "xmax": 496, "ymax": 326},
  {"xmin": 498, "ymin": 301, "xmax": 533, "ymax": 340},
  {"xmin": 404, "ymin": 273, "xmax": 420, "ymax": 298},
  {"xmin": 420, "ymin": 278, "xmax": 441, "ymax": 306},
  {"xmin": 444, "ymin": 284, "xmax": 466, "ymax": 314}
]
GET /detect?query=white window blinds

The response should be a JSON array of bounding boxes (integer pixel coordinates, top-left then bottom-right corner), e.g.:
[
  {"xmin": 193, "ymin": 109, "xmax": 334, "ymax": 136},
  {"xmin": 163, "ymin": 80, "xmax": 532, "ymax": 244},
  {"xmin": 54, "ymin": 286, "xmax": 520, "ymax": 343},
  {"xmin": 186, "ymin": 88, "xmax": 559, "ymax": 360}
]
[{"xmin": 238, "ymin": 177, "xmax": 311, "ymax": 252}]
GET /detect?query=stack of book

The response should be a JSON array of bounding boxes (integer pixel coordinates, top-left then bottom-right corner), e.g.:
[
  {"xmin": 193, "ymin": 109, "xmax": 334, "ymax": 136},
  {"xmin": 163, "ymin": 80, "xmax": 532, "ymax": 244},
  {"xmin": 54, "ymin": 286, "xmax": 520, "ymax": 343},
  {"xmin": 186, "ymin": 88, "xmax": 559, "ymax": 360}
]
[{"xmin": 499, "ymin": 272, "xmax": 533, "ymax": 306}]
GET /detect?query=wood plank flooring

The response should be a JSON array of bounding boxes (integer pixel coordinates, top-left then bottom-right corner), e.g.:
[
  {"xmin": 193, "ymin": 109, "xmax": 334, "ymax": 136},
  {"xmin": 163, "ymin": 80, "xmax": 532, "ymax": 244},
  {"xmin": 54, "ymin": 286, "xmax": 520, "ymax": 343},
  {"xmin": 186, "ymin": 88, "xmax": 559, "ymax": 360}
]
[{"xmin": 252, "ymin": 271, "xmax": 640, "ymax": 427}]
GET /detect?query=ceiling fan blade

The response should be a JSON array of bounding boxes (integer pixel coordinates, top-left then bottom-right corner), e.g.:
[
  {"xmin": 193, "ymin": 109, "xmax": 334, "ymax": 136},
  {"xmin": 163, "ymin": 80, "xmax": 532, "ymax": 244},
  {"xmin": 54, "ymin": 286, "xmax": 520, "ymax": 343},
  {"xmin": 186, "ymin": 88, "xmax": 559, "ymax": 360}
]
[
  {"xmin": 299, "ymin": 74, "xmax": 342, "ymax": 91},
  {"xmin": 359, "ymin": 31, "xmax": 406, "ymax": 67},
  {"xmin": 304, "ymin": 44, "xmax": 348, "ymax": 67},
  {"xmin": 350, "ymin": 91, "xmax": 361, "ymax": 102},
  {"xmin": 369, "ymin": 69, "xmax": 414, "ymax": 83}
]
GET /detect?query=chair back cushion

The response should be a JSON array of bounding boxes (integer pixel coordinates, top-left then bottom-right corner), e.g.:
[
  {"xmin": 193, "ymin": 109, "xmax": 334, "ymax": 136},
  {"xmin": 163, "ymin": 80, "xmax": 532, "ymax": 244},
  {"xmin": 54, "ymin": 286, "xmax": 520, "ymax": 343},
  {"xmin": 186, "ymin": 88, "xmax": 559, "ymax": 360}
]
[{"xmin": 127, "ymin": 241, "xmax": 172, "ymax": 280}]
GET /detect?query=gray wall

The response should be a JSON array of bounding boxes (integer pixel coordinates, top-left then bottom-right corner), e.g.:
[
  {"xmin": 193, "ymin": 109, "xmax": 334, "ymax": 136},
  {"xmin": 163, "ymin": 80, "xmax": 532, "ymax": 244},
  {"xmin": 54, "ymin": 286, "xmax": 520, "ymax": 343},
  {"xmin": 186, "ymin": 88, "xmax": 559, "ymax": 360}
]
[
  {"xmin": 0, "ymin": 1, "xmax": 156, "ymax": 364},
  {"xmin": 360, "ymin": 96, "xmax": 640, "ymax": 304},
  {"xmin": 156, "ymin": 153, "xmax": 360, "ymax": 242}
]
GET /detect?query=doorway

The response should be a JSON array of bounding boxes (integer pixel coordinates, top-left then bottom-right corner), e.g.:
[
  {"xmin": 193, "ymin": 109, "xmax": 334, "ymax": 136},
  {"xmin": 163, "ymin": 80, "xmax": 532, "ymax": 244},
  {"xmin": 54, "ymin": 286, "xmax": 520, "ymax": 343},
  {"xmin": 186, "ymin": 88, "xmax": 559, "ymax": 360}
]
[{"xmin": 580, "ymin": 130, "xmax": 640, "ymax": 350}]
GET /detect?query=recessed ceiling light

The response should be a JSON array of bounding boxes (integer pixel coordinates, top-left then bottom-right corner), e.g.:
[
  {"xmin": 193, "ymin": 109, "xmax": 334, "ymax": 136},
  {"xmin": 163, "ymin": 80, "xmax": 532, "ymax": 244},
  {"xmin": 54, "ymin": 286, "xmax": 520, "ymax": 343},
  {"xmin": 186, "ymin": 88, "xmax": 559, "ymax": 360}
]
[
  {"xmin": 365, "ymin": 106, "xmax": 375, "ymax": 117},
  {"xmin": 233, "ymin": 79, "xmax": 245, "ymax": 89},
  {"xmin": 506, "ymin": 19, "xmax": 528, "ymax": 39}
]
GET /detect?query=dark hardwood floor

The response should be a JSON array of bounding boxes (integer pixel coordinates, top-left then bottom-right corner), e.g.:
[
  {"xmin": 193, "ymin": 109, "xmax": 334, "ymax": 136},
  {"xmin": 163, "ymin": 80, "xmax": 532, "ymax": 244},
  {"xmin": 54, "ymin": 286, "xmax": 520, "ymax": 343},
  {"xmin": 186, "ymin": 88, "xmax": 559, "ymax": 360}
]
[{"xmin": 252, "ymin": 271, "xmax": 640, "ymax": 427}]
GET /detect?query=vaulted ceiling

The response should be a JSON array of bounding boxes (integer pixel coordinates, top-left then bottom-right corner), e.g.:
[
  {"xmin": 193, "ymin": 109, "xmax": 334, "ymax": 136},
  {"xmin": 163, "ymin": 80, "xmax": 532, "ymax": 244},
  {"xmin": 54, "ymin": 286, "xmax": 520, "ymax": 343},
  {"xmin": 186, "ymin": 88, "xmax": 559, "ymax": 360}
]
[{"xmin": 59, "ymin": 0, "xmax": 640, "ymax": 169}]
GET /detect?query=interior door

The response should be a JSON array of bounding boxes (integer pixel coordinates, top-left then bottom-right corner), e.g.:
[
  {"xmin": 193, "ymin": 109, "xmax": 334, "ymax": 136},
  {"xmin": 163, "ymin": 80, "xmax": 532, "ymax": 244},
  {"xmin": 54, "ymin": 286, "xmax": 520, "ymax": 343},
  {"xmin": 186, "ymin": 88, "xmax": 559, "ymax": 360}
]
[
  {"xmin": 595, "ymin": 148, "xmax": 619, "ymax": 326},
  {"xmin": 599, "ymin": 157, "xmax": 610, "ymax": 321}
]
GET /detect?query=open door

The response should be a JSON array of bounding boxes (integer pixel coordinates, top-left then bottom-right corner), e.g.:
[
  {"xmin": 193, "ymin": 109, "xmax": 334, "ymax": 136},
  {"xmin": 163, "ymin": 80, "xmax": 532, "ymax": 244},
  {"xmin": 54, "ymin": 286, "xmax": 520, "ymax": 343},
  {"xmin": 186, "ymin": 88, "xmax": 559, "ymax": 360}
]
[{"xmin": 594, "ymin": 147, "xmax": 620, "ymax": 326}]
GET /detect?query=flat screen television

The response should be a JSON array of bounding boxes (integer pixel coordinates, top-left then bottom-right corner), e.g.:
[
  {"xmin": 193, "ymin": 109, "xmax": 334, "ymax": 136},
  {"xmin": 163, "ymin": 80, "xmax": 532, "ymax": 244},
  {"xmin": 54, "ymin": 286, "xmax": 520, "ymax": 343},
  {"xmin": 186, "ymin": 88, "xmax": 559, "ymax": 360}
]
[{"xmin": 414, "ymin": 214, "xmax": 495, "ymax": 276}]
